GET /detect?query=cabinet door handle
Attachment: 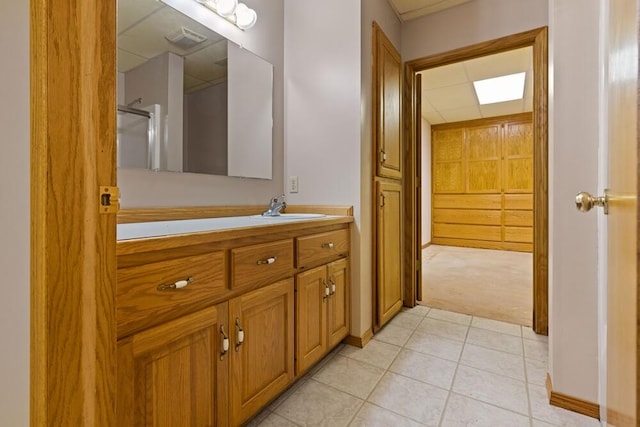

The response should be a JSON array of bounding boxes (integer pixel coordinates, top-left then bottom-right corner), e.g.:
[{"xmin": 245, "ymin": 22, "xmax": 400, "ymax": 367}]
[
  {"xmin": 157, "ymin": 276, "xmax": 193, "ymax": 291},
  {"xmin": 380, "ymin": 193, "xmax": 386, "ymax": 208},
  {"xmin": 329, "ymin": 277, "xmax": 337, "ymax": 295},
  {"xmin": 321, "ymin": 242, "xmax": 334, "ymax": 249},
  {"xmin": 323, "ymin": 281, "xmax": 330, "ymax": 301},
  {"xmin": 220, "ymin": 325, "xmax": 229, "ymax": 360},
  {"xmin": 235, "ymin": 317, "xmax": 245, "ymax": 351},
  {"xmin": 256, "ymin": 256, "xmax": 277, "ymax": 265},
  {"xmin": 380, "ymin": 150, "xmax": 387, "ymax": 164}
]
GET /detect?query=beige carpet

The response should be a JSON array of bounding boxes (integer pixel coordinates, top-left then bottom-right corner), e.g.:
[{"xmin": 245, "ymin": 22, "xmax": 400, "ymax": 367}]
[{"xmin": 420, "ymin": 245, "xmax": 533, "ymax": 326}]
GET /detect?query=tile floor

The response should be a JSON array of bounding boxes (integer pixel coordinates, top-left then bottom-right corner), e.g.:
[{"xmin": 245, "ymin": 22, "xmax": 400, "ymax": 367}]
[{"xmin": 245, "ymin": 306, "xmax": 601, "ymax": 427}]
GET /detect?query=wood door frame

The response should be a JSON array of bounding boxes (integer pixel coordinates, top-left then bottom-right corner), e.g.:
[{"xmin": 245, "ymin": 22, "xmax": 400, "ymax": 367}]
[
  {"xmin": 30, "ymin": 0, "xmax": 117, "ymax": 424},
  {"xmin": 403, "ymin": 27, "xmax": 549, "ymax": 334}
]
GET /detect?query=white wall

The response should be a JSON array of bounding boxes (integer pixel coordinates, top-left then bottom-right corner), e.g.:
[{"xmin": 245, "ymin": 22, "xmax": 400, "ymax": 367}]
[
  {"xmin": 548, "ymin": 0, "xmax": 601, "ymax": 403},
  {"xmin": 421, "ymin": 117, "xmax": 432, "ymax": 245},
  {"xmin": 358, "ymin": 0, "xmax": 401, "ymax": 336},
  {"xmin": 402, "ymin": 0, "xmax": 548, "ymax": 61},
  {"xmin": 0, "ymin": 1, "xmax": 29, "ymax": 425},
  {"xmin": 119, "ymin": 0, "xmax": 284, "ymax": 207}
]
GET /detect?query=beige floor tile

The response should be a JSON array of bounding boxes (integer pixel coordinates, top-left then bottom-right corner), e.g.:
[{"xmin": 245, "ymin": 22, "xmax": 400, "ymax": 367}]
[
  {"xmin": 368, "ymin": 372, "xmax": 448, "ymax": 425},
  {"xmin": 529, "ymin": 384, "xmax": 601, "ymax": 426},
  {"xmin": 452, "ymin": 365, "xmax": 529, "ymax": 415},
  {"xmin": 525, "ymin": 358, "xmax": 548, "ymax": 386},
  {"xmin": 373, "ymin": 324, "xmax": 413, "ymax": 347},
  {"xmin": 388, "ymin": 312, "xmax": 423, "ymax": 330},
  {"xmin": 471, "ymin": 316, "xmax": 522, "ymax": 337},
  {"xmin": 426, "ymin": 308, "xmax": 472, "ymax": 325},
  {"xmin": 402, "ymin": 305, "xmax": 431, "ymax": 317},
  {"xmin": 531, "ymin": 419, "xmax": 557, "ymax": 427},
  {"xmin": 349, "ymin": 402, "xmax": 424, "ymax": 427},
  {"xmin": 460, "ymin": 343, "xmax": 526, "ymax": 381},
  {"xmin": 416, "ymin": 317, "xmax": 469, "ymax": 342},
  {"xmin": 312, "ymin": 355, "xmax": 385, "ymax": 399},
  {"xmin": 243, "ymin": 409, "xmax": 272, "ymax": 427},
  {"xmin": 440, "ymin": 393, "xmax": 530, "ymax": 427},
  {"xmin": 522, "ymin": 326, "xmax": 549, "ymax": 343},
  {"xmin": 339, "ymin": 341, "xmax": 401, "ymax": 370},
  {"xmin": 405, "ymin": 330, "xmax": 464, "ymax": 361},
  {"xmin": 389, "ymin": 348, "xmax": 457, "ymax": 390},
  {"xmin": 252, "ymin": 412, "xmax": 299, "ymax": 427},
  {"xmin": 524, "ymin": 339, "xmax": 548, "ymax": 362},
  {"xmin": 273, "ymin": 380, "xmax": 363, "ymax": 427},
  {"xmin": 466, "ymin": 327, "xmax": 524, "ymax": 355}
]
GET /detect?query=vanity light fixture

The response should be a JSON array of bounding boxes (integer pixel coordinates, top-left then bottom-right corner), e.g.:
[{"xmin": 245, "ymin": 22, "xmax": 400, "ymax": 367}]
[{"xmin": 193, "ymin": 0, "xmax": 257, "ymax": 30}]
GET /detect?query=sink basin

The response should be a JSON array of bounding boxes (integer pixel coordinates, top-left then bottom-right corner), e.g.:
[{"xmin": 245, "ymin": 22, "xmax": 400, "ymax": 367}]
[{"xmin": 254, "ymin": 213, "xmax": 326, "ymax": 220}]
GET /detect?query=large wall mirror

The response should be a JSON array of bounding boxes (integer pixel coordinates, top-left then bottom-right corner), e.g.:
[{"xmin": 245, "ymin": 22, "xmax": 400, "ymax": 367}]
[{"xmin": 117, "ymin": 0, "xmax": 273, "ymax": 179}]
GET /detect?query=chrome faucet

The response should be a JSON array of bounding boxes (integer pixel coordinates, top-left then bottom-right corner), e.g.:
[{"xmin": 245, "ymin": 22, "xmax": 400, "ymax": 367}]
[{"xmin": 262, "ymin": 194, "xmax": 287, "ymax": 216}]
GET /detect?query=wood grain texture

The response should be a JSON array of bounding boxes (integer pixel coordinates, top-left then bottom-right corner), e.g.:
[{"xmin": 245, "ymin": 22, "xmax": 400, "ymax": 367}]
[
  {"xmin": 231, "ymin": 239, "xmax": 294, "ymax": 292},
  {"xmin": 229, "ymin": 279, "xmax": 294, "ymax": 426},
  {"xmin": 404, "ymin": 27, "xmax": 548, "ymax": 334},
  {"xmin": 117, "ymin": 205, "xmax": 354, "ymax": 223},
  {"xmin": 327, "ymin": 258, "xmax": 350, "ymax": 348},
  {"xmin": 295, "ymin": 266, "xmax": 328, "ymax": 375},
  {"xmin": 296, "ymin": 229, "xmax": 349, "ymax": 269},
  {"xmin": 344, "ymin": 329, "xmax": 374, "ymax": 349},
  {"xmin": 430, "ymin": 237, "xmax": 531, "ymax": 252},
  {"xmin": 546, "ymin": 374, "xmax": 600, "ymax": 420},
  {"xmin": 433, "ymin": 194, "xmax": 502, "ymax": 210},
  {"xmin": 31, "ymin": 0, "xmax": 117, "ymax": 424},
  {"xmin": 117, "ymin": 251, "xmax": 227, "ymax": 338}
]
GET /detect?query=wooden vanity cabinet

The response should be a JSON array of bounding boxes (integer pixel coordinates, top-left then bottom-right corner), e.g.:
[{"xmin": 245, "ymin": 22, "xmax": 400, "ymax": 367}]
[
  {"xmin": 295, "ymin": 230, "xmax": 350, "ymax": 375},
  {"xmin": 116, "ymin": 302, "xmax": 229, "ymax": 427}
]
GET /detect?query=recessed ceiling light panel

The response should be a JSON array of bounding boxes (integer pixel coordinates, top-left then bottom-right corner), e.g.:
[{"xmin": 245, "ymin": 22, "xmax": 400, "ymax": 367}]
[{"xmin": 473, "ymin": 72, "xmax": 526, "ymax": 105}]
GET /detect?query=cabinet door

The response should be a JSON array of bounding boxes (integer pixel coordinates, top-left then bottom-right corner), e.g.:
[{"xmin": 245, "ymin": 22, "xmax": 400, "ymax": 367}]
[
  {"xmin": 116, "ymin": 304, "xmax": 227, "ymax": 427},
  {"xmin": 229, "ymin": 279, "xmax": 294, "ymax": 426},
  {"xmin": 327, "ymin": 258, "xmax": 350, "ymax": 348},
  {"xmin": 376, "ymin": 180, "xmax": 403, "ymax": 327},
  {"xmin": 373, "ymin": 23, "xmax": 402, "ymax": 180},
  {"xmin": 296, "ymin": 266, "xmax": 328, "ymax": 375}
]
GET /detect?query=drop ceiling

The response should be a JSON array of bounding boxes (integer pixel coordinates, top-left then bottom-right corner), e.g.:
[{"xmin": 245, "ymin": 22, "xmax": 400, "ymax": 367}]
[
  {"xmin": 419, "ymin": 47, "xmax": 533, "ymax": 125},
  {"xmin": 118, "ymin": 0, "xmax": 229, "ymax": 93},
  {"xmin": 387, "ymin": 0, "xmax": 475, "ymax": 21}
]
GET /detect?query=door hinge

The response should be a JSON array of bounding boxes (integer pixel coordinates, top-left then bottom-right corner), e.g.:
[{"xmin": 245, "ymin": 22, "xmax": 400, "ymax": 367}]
[{"xmin": 99, "ymin": 186, "xmax": 120, "ymax": 214}]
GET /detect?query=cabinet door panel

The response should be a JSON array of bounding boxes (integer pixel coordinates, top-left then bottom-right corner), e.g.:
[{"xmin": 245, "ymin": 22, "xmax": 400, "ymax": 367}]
[
  {"xmin": 117, "ymin": 306, "xmax": 222, "ymax": 427},
  {"xmin": 296, "ymin": 267, "xmax": 327, "ymax": 374},
  {"xmin": 376, "ymin": 180, "xmax": 403, "ymax": 327},
  {"xmin": 327, "ymin": 258, "xmax": 350, "ymax": 348},
  {"xmin": 230, "ymin": 279, "xmax": 294, "ymax": 426}
]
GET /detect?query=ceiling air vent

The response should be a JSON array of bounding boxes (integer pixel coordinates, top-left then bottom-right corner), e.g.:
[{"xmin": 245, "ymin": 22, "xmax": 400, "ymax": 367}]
[{"xmin": 165, "ymin": 27, "xmax": 208, "ymax": 50}]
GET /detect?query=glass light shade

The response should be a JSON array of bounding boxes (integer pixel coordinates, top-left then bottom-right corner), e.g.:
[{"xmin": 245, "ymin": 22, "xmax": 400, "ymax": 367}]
[
  {"xmin": 215, "ymin": 0, "xmax": 238, "ymax": 17},
  {"xmin": 235, "ymin": 3, "xmax": 257, "ymax": 29}
]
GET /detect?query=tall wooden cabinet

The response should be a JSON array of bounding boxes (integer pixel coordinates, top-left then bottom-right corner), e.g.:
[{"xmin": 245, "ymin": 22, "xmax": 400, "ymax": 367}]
[
  {"xmin": 431, "ymin": 113, "xmax": 533, "ymax": 252},
  {"xmin": 372, "ymin": 22, "xmax": 404, "ymax": 330}
]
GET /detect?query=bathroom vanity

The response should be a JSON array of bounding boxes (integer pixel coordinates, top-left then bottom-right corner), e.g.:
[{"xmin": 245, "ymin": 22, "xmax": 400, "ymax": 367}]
[{"xmin": 115, "ymin": 211, "xmax": 352, "ymax": 426}]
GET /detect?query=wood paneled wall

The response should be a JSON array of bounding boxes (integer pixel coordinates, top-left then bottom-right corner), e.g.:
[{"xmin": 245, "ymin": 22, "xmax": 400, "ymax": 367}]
[{"xmin": 431, "ymin": 113, "xmax": 533, "ymax": 252}]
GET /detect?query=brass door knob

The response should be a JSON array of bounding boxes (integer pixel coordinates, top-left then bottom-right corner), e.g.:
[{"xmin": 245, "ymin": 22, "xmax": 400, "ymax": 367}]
[{"xmin": 575, "ymin": 190, "xmax": 609, "ymax": 214}]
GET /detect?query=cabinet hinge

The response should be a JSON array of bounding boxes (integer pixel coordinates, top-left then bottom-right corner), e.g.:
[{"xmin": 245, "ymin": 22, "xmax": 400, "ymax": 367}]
[{"xmin": 99, "ymin": 186, "xmax": 120, "ymax": 214}]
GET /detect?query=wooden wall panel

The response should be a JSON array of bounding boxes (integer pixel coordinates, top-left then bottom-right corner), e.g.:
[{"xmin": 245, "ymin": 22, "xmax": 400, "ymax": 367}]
[{"xmin": 431, "ymin": 114, "xmax": 533, "ymax": 252}]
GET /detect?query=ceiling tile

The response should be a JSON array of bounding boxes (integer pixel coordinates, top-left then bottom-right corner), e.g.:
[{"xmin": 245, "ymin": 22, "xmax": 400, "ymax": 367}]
[
  {"xmin": 420, "ymin": 62, "xmax": 468, "ymax": 90},
  {"xmin": 479, "ymin": 99, "xmax": 524, "ymax": 118},
  {"xmin": 183, "ymin": 74, "xmax": 208, "ymax": 93},
  {"xmin": 184, "ymin": 40, "xmax": 228, "ymax": 82},
  {"xmin": 118, "ymin": 48, "xmax": 149, "ymax": 72},
  {"xmin": 439, "ymin": 106, "xmax": 482, "ymax": 123},
  {"xmin": 390, "ymin": 0, "xmax": 473, "ymax": 21},
  {"xmin": 117, "ymin": 0, "xmax": 165, "ymax": 34},
  {"xmin": 425, "ymin": 83, "xmax": 477, "ymax": 111},
  {"xmin": 423, "ymin": 110, "xmax": 446, "ymax": 125},
  {"xmin": 464, "ymin": 47, "xmax": 532, "ymax": 81}
]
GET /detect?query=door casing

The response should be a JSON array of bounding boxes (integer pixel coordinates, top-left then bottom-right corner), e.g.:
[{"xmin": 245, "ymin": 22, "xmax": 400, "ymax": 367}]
[{"xmin": 403, "ymin": 27, "xmax": 549, "ymax": 334}]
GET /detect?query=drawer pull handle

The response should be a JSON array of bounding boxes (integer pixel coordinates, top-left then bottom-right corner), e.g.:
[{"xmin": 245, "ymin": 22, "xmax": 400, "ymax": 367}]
[
  {"xmin": 257, "ymin": 256, "xmax": 277, "ymax": 265},
  {"xmin": 157, "ymin": 276, "xmax": 193, "ymax": 292},
  {"xmin": 220, "ymin": 325, "xmax": 229, "ymax": 360},
  {"xmin": 321, "ymin": 242, "xmax": 334, "ymax": 249},
  {"xmin": 235, "ymin": 318, "xmax": 244, "ymax": 351}
]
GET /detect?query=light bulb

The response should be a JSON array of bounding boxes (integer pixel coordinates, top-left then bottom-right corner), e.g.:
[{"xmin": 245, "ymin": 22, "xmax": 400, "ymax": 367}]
[
  {"xmin": 235, "ymin": 3, "xmax": 257, "ymax": 30},
  {"xmin": 215, "ymin": 0, "xmax": 238, "ymax": 17}
]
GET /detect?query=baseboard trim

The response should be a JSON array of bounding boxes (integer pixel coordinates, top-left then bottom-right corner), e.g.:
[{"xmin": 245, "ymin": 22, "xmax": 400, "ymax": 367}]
[
  {"xmin": 546, "ymin": 374, "xmax": 600, "ymax": 420},
  {"xmin": 343, "ymin": 329, "xmax": 373, "ymax": 348},
  {"xmin": 421, "ymin": 242, "xmax": 431, "ymax": 249}
]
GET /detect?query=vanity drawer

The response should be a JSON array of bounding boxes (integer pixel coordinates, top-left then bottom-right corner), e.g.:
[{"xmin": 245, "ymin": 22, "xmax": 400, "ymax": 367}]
[
  {"xmin": 296, "ymin": 229, "xmax": 349, "ymax": 268},
  {"xmin": 231, "ymin": 239, "xmax": 294, "ymax": 291},
  {"xmin": 117, "ymin": 251, "xmax": 227, "ymax": 338}
]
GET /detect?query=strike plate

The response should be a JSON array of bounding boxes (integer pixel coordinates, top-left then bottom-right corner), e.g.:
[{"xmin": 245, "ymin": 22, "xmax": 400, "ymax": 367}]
[{"xmin": 99, "ymin": 186, "xmax": 120, "ymax": 214}]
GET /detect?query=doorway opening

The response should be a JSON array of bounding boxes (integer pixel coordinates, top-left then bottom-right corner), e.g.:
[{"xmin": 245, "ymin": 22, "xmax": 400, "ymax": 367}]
[{"xmin": 403, "ymin": 27, "xmax": 548, "ymax": 334}]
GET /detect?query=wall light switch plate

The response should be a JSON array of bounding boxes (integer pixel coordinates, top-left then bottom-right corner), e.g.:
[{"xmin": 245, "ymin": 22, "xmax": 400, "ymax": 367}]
[{"xmin": 289, "ymin": 176, "xmax": 299, "ymax": 193}]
